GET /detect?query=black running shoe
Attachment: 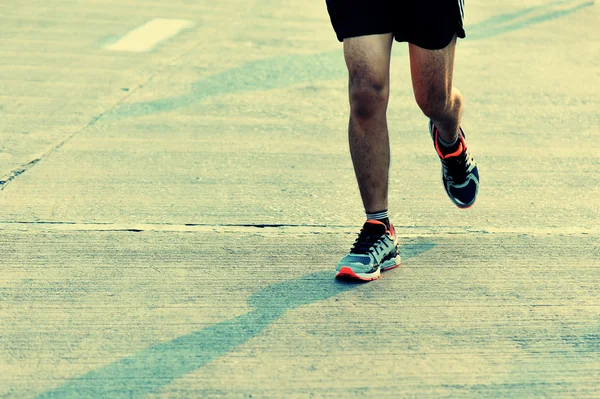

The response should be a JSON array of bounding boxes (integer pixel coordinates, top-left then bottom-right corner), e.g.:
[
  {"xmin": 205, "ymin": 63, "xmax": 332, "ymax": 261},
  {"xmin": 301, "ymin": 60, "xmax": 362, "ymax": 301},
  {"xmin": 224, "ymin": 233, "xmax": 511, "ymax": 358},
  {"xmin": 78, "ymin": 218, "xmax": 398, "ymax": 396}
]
[{"xmin": 429, "ymin": 120, "xmax": 479, "ymax": 208}]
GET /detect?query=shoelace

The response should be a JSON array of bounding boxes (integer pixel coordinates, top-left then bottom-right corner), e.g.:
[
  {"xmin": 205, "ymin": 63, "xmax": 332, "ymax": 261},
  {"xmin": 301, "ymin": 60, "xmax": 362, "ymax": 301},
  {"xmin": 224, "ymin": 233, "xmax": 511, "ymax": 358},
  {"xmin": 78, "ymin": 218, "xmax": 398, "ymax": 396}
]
[
  {"xmin": 442, "ymin": 149, "xmax": 474, "ymax": 184},
  {"xmin": 350, "ymin": 229, "xmax": 384, "ymax": 254}
]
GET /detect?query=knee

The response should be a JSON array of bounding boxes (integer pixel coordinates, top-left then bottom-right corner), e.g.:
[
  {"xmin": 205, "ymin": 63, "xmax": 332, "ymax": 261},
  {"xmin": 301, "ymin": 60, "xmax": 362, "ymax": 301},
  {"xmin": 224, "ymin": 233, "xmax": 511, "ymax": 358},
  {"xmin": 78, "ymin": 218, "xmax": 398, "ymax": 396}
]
[
  {"xmin": 414, "ymin": 85, "xmax": 454, "ymax": 119},
  {"xmin": 349, "ymin": 75, "xmax": 389, "ymax": 120}
]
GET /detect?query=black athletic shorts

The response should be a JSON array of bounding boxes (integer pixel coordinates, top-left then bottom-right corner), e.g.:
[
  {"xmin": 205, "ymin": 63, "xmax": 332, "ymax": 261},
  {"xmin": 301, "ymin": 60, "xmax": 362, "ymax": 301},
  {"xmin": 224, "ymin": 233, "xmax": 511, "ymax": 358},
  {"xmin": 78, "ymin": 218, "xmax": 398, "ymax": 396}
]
[{"xmin": 325, "ymin": 0, "xmax": 466, "ymax": 50}]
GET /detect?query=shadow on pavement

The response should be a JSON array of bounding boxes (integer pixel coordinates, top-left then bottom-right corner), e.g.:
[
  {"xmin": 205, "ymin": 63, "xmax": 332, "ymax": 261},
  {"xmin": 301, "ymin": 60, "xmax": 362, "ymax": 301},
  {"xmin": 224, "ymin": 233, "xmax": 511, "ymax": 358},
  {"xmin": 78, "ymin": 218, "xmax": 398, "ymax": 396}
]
[
  {"xmin": 36, "ymin": 242, "xmax": 435, "ymax": 398},
  {"xmin": 468, "ymin": 0, "xmax": 594, "ymax": 40},
  {"xmin": 100, "ymin": 0, "xmax": 594, "ymax": 121}
]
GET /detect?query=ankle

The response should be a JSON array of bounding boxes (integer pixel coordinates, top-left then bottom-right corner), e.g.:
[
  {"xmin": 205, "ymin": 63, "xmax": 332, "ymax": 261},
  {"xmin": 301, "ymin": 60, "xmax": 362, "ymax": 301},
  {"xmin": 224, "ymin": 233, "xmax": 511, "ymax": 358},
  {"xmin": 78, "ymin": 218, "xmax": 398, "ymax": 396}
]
[{"xmin": 366, "ymin": 209, "xmax": 390, "ymax": 230}]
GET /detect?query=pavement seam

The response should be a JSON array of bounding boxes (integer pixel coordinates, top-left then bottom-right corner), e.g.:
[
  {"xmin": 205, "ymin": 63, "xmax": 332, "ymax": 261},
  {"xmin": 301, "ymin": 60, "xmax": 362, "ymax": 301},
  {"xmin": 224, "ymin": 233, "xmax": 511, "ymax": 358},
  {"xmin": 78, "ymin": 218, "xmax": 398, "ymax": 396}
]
[
  {"xmin": 0, "ymin": 23, "xmax": 205, "ymax": 191},
  {"xmin": 0, "ymin": 221, "xmax": 595, "ymax": 236},
  {"xmin": 0, "ymin": 158, "xmax": 41, "ymax": 189},
  {"xmin": 0, "ymin": 111, "xmax": 108, "ymax": 191}
]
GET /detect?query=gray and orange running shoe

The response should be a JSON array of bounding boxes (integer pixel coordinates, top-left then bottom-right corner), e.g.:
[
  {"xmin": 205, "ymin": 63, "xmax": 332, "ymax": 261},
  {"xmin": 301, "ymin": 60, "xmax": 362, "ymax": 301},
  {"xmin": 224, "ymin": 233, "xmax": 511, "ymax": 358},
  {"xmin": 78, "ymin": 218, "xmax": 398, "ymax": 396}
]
[
  {"xmin": 336, "ymin": 220, "xmax": 401, "ymax": 281},
  {"xmin": 429, "ymin": 120, "xmax": 479, "ymax": 208}
]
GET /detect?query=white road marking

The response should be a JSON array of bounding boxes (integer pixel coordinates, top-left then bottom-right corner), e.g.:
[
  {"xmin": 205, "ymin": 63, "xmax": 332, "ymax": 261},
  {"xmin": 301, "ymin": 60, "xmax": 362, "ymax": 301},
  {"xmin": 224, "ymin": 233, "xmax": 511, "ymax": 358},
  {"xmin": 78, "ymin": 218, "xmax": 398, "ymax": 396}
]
[{"xmin": 106, "ymin": 18, "xmax": 194, "ymax": 52}]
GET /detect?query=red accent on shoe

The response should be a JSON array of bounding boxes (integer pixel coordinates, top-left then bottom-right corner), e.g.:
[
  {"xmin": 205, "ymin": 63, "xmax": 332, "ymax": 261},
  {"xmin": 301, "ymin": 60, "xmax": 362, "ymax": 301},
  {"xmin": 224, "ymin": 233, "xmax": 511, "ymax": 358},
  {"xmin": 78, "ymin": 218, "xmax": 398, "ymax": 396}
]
[
  {"xmin": 336, "ymin": 267, "xmax": 380, "ymax": 281},
  {"xmin": 456, "ymin": 198, "xmax": 477, "ymax": 209},
  {"xmin": 434, "ymin": 126, "xmax": 466, "ymax": 160},
  {"xmin": 365, "ymin": 219, "xmax": 393, "ymax": 236},
  {"xmin": 381, "ymin": 262, "xmax": 401, "ymax": 272},
  {"xmin": 365, "ymin": 219, "xmax": 386, "ymax": 226}
]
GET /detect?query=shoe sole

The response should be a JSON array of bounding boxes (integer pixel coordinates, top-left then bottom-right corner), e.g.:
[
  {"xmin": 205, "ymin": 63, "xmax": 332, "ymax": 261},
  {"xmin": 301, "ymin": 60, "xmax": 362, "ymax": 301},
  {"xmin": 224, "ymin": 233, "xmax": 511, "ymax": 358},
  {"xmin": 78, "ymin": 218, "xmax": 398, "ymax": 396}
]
[
  {"xmin": 336, "ymin": 266, "xmax": 380, "ymax": 281},
  {"xmin": 336, "ymin": 254, "xmax": 401, "ymax": 280},
  {"xmin": 448, "ymin": 191, "xmax": 477, "ymax": 209},
  {"xmin": 380, "ymin": 254, "xmax": 402, "ymax": 271},
  {"xmin": 456, "ymin": 199, "xmax": 476, "ymax": 209}
]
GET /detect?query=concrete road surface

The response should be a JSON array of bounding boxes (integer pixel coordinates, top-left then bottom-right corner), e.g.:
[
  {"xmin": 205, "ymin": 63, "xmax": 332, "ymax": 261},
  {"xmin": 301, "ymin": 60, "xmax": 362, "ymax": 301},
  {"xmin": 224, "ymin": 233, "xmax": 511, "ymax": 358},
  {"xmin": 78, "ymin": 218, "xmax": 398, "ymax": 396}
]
[{"xmin": 1, "ymin": 0, "xmax": 599, "ymax": 398}]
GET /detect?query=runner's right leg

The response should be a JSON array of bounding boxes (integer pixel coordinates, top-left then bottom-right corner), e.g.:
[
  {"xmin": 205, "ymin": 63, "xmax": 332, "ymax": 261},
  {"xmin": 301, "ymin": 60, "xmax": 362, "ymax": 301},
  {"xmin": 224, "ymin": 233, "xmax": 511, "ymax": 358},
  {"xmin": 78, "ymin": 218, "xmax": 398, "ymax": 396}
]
[
  {"xmin": 336, "ymin": 34, "xmax": 401, "ymax": 281},
  {"xmin": 345, "ymin": 34, "xmax": 393, "ymax": 215}
]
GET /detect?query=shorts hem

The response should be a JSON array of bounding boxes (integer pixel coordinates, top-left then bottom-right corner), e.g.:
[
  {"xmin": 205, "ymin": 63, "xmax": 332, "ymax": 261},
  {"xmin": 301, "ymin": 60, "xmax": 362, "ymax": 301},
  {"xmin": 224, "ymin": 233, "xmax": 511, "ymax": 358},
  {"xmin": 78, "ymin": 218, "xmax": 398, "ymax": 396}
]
[
  {"xmin": 396, "ymin": 26, "xmax": 466, "ymax": 50},
  {"xmin": 335, "ymin": 30, "xmax": 394, "ymax": 42}
]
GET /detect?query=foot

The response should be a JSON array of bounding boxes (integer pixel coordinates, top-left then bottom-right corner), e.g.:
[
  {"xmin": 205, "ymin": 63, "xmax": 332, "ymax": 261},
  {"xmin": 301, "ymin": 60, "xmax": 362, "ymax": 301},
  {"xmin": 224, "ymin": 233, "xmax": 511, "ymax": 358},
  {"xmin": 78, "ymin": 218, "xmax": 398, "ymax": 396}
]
[
  {"xmin": 429, "ymin": 120, "xmax": 479, "ymax": 208},
  {"xmin": 336, "ymin": 220, "xmax": 401, "ymax": 281}
]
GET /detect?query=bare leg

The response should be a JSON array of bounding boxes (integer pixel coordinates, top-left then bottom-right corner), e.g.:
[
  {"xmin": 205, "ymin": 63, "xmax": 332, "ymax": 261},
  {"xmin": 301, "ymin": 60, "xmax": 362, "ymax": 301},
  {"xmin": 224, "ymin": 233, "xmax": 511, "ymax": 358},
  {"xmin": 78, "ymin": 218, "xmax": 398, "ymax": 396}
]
[
  {"xmin": 344, "ymin": 34, "xmax": 394, "ymax": 214},
  {"xmin": 409, "ymin": 36, "xmax": 462, "ymax": 143}
]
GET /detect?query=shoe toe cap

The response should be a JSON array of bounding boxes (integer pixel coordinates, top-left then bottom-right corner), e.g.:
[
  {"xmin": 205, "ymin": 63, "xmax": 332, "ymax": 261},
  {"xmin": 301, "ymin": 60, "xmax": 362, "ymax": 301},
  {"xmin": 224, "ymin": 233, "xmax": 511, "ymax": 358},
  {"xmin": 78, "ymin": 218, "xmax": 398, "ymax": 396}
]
[
  {"xmin": 448, "ymin": 175, "xmax": 479, "ymax": 207},
  {"xmin": 336, "ymin": 254, "xmax": 373, "ymax": 272}
]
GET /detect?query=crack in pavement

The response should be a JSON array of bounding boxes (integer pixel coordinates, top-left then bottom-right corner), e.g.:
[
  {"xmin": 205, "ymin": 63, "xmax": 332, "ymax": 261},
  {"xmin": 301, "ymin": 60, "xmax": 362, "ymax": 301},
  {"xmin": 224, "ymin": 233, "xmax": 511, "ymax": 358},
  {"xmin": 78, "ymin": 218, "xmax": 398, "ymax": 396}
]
[
  {"xmin": 0, "ymin": 113, "xmax": 105, "ymax": 191},
  {"xmin": 0, "ymin": 18, "xmax": 206, "ymax": 191},
  {"xmin": 0, "ymin": 158, "xmax": 40, "ymax": 189},
  {"xmin": 0, "ymin": 220, "xmax": 595, "ymax": 236}
]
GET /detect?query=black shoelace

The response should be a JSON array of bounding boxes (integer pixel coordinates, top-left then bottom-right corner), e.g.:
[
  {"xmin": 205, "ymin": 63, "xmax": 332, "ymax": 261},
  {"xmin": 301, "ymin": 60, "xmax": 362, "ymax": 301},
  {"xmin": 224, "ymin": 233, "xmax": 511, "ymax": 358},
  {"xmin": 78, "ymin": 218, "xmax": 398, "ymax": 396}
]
[
  {"xmin": 442, "ymin": 149, "xmax": 474, "ymax": 184},
  {"xmin": 350, "ymin": 229, "xmax": 383, "ymax": 254}
]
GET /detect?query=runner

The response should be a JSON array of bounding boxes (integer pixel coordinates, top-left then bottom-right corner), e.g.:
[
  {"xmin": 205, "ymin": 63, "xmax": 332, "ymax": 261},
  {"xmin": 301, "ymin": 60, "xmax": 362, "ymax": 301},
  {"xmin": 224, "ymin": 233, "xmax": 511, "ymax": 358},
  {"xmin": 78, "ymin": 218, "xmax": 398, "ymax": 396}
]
[{"xmin": 328, "ymin": 0, "xmax": 480, "ymax": 281}]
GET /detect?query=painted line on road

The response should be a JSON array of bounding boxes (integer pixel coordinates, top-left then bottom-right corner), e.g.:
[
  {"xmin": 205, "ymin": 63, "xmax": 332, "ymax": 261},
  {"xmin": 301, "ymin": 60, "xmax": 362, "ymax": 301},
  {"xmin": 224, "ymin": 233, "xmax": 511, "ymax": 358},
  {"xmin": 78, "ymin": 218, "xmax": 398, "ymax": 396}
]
[{"xmin": 105, "ymin": 18, "xmax": 194, "ymax": 52}]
